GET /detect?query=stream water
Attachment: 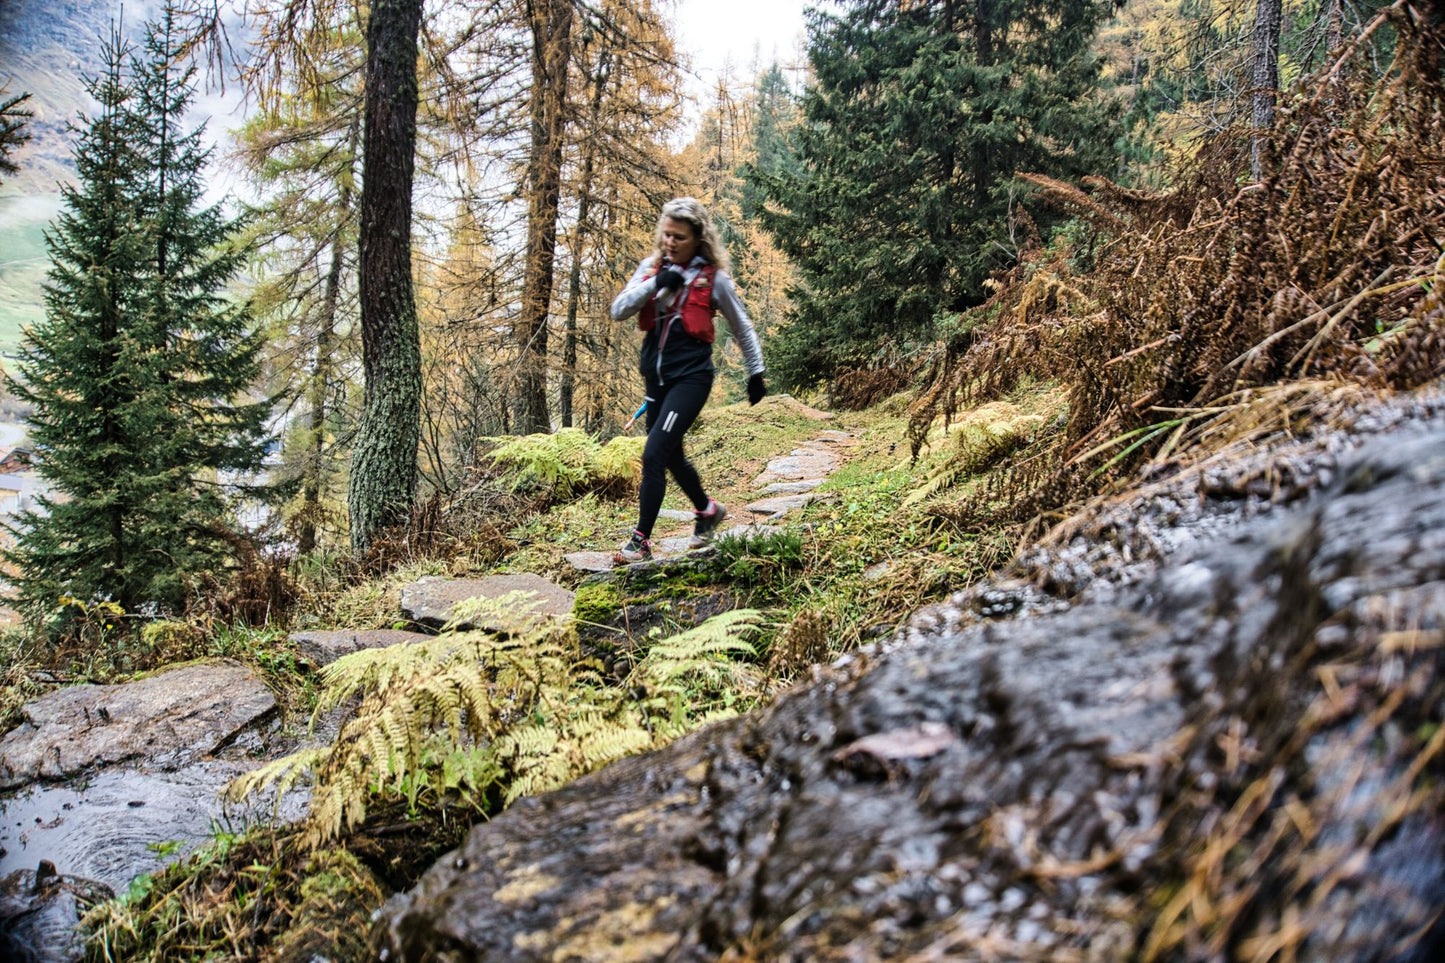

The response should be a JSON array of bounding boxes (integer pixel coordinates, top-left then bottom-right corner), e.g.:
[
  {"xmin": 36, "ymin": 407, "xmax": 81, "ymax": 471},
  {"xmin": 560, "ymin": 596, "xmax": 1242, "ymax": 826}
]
[{"xmin": 0, "ymin": 761, "xmax": 305, "ymax": 894}]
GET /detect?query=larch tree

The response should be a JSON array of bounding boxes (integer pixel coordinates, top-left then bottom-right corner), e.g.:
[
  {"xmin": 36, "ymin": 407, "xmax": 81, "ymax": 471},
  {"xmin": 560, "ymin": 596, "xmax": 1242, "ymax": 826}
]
[
  {"xmin": 558, "ymin": 37, "xmax": 612, "ymax": 429},
  {"xmin": 348, "ymin": 0, "xmax": 424, "ymax": 553},
  {"xmin": 436, "ymin": 0, "xmax": 682, "ymax": 439},
  {"xmin": 235, "ymin": 2, "xmax": 369, "ymax": 554},
  {"xmin": 1250, "ymin": 0, "xmax": 1283, "ymax": 179},
  {"xmin": 557, "ymin": 0, "xmax": 686, "ymax": 430},
  {"xmin": 516, "ymin": 0, "xmax": 575, "ymax": 434},
  {"xmin": 5, "ymin": 12, "xmax": 269, "ymax": 613}
]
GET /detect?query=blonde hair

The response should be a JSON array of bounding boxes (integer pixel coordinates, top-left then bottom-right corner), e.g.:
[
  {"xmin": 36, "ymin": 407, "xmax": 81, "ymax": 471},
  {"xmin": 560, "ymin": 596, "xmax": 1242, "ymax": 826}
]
[{"xmin": 653, "ymin": 197, "xmax": 731, "ymax": 273}]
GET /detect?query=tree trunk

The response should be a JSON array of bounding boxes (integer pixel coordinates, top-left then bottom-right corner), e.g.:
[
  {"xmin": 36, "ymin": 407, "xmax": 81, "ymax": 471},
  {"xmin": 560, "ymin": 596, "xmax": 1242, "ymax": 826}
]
[
  {"xmin": 1250, "ymin": 0, "xmax": 1282, "ymax": 181},
  {"xmin": 349, "ymin": 0, "xmax": 423, "ymax": 553},
  {"xmin": 516, "ymin": 0, "xmax": 574, "ymax": 435},
  {"xmin": 299, "ymin": 123, "xmax": 356, "ymax": 554},
  {"xmin": 560, "ymin": 46, "xmax": 611, "ymax": 429}
]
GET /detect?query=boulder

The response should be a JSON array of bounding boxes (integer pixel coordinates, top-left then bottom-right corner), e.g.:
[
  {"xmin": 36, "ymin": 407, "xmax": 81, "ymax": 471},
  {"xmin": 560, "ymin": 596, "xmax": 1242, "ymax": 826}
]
[
  {"xmin": 399, "ymin": 574, "xmax": 575, "ymax": 630},
  {"xmin": 289, "ymin": 628, "xmax": 434, "ymax": 668},
  {"xmin": 375, "ymin": 396, "xmax": 1445, "ymax": 961},
  {"xmin": 0, "ymin": 662, "xmax": 274, "ymax": 790}
]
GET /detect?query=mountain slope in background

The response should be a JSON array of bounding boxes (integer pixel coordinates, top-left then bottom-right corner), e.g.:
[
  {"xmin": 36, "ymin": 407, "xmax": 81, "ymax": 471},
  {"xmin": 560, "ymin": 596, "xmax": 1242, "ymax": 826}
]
[
  {"xmin": 0, "ymin": 0, "xmax": 123, "ymax": 351},
  {"xmin": 0, "ymin": 0, "xmax": 233, "ymax": 352}
]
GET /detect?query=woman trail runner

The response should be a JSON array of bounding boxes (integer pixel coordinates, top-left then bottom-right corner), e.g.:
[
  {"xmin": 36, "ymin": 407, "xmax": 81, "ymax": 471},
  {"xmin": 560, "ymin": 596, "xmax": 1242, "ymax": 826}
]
[{"xmin": 609, "ymin": 197, "xmax": 766, "ymax": 562}]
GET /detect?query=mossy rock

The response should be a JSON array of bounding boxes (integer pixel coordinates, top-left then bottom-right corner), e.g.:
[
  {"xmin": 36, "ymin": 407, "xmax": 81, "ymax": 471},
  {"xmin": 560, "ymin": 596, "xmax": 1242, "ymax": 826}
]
[{"xmin": 573, "ymin": 582, "xmax": 623, "ymax": 626}]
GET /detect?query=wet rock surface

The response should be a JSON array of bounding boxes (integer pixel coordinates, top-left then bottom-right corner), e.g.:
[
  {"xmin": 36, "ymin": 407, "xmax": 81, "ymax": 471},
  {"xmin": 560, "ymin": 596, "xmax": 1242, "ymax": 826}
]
[
  {"xmin": 0, "ymin": 860, "xmax": 111, "ymax": 963},
  {"xmin": 0, "ymin": 661, "xmax": 275, "ymax": 790},
  {"xmin": 377, "ymin": 391, "xmax": 1445, "ymax": 961},
  {"xmin": 0, "ymin": 762, "xmax": 304, "ymax": 894}
]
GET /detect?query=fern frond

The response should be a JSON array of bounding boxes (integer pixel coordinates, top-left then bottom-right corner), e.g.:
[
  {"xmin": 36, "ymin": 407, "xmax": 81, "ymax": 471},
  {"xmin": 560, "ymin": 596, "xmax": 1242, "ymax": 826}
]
[
  {"xmin": 486, "ymin": 428, "xmax": 599, "ymax": 497},
  {"xmin": 640, "ymin": 609, "xmax": 762, "ymax": 687},
  {"xmin": 445, "ymin": 588, "xmax": 561, "ymax": 635},
  {"xmin": 591, "ymin": 435, "xmax": 645, "ymax": 490},
  {"xmin": 576, "ymin": 717, "xmax": 654, "ymax": 766},
  {"xmin": 225, "ymin": 747, "xmax": 328, "ymax": 804}
]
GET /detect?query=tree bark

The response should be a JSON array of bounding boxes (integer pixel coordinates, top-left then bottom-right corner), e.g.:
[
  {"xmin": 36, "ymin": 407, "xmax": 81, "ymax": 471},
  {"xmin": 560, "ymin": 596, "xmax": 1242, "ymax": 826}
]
[
  {"xmin": 560, "ymin": 46, "xmax": 611, "ymax": 429},
  {"xmin": 516, "ymin": 0, "xmax": 574, "ymax": 435},
  {"xmin": 349, "ymin": 0, "xmax": 423, "ymax": 553},
  {"xmin": 299, "ymin": 122, "xmax": 356, "ymax": 554},
  {"xmin": 1250, "ymin": 0, "xmax": 1282, "ymax": 181}
]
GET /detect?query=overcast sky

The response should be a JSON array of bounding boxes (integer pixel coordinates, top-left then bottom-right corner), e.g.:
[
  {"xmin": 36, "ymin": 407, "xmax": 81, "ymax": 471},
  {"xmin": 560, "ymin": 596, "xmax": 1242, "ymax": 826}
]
[{"xmin": 672, "ymin": 0, "xmax": 811, "ymax": 91}]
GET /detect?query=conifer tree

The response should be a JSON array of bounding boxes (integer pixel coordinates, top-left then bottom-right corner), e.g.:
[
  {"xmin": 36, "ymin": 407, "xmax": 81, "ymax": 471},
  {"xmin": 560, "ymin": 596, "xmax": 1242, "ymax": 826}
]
[
  {"xmin": 4, "ymin": 13, "xmax": 269, "ymax": 614},
  {"xmin": 0, "ymin": 90, "xmax": 32, "ymax": 179},
  {"xmin": 753, "ymin": 0, "xmax": 1121, "ymax": 389}
]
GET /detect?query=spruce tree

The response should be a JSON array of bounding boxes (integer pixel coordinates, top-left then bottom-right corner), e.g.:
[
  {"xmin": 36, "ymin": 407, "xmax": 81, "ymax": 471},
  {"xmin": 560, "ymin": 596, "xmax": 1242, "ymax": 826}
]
[
  {"xmin": 4, "ymin": 12, "xmax": 269, "ymax": 614},
  {"xmin": 753, "ymin": 0, "xmax": 1121, "ymax": 389},
  {"xmin": 0, "ymin": 90, "xmax": 32, "ymax": 180}
]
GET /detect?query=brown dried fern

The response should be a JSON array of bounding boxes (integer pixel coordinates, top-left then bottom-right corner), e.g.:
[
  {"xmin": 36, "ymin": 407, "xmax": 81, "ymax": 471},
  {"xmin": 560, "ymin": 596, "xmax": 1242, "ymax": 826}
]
[{"xmin": 910, "ymin": 6, "xmax": 1445, "ymax": 531}]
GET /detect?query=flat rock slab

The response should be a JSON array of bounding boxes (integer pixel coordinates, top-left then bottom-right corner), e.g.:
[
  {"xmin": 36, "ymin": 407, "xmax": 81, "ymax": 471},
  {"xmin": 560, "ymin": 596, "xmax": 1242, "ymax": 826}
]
[
  {"xmin": 290, "ymin": 628, "xmax": 434, "ymax": 667},
  {"xmin": 752, "ymin": 449, "xmax": 841, "ymax": 487},
  {"xmin": 400, "ymin": 574, "xmax": 575, "ymax": 630},
  {"xmin": 564, "ymin": 551, "xmax": 615, "ymax": 573},
  {"xmin": 744, "ymin": 493, "xmax": 823, "ymax": 517},
  {"xmin": 0, "ymin": 662, "xmax": 274, "ymax": 790},
  {"xmin": 758, "ymin": 479, "xmax": 824, "ymax": 495}
]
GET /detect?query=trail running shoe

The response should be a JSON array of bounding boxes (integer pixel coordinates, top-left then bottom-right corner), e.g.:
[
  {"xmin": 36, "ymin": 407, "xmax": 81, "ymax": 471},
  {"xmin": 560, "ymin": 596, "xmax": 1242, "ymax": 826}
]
[
  {"xmin": 690, "ymin": 500, "xmax": 727, "ymax": 548},
  {"xmin": 613, "ymin": 531, "xmax": 652, "ymax": 564}
]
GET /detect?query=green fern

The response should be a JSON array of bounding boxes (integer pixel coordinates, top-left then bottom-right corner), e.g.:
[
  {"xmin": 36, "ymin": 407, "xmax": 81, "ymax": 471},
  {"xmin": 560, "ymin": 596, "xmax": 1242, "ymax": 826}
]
[
  {"xmin": 486, "ymin": 428, "xmax": 599, "ymax": 497},
  {"xmin": 633, "ymin": 609, "xmax": 764, "ymax": 731},
  {"xmin": 230, "ymin": 592, "xmax": 575, "ymax": 847},
  {"xmin": 229, "ymin": 596, "xmax": 767, "ymax": 848},
  {"xmin": 485, "ymin": 428, "xmax": 644, "ymax": 501},
  {"xmin": 591, "ymin": 435, "xmax": 645, "ymax": 491}
]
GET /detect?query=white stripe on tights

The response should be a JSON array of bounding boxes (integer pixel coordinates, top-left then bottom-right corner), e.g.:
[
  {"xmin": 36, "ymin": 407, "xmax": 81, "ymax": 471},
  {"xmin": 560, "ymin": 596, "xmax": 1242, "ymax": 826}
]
[{"xmin": 661, "ymin": 410, "xmax": 678, "ymax": 433}]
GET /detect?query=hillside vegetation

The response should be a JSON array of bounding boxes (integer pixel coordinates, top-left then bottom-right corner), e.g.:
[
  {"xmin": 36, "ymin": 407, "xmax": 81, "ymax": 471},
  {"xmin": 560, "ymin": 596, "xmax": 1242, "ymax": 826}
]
[{"xmin": 0, "ymin": 0, "xmax": 1441, "ymax": 959}]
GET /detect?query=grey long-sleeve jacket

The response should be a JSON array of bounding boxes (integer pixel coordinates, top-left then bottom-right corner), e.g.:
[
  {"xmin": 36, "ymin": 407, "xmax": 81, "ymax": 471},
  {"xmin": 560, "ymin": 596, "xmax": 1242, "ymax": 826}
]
[{"xmin": 610, "ymin": 254, "xmax": 765, "ymax": 385}]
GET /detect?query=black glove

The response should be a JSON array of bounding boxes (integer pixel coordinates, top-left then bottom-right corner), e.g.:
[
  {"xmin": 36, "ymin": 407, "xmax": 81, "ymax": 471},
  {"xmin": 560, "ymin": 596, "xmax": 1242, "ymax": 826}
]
[
  {"xmin": 747, "ymin": 373, "xmax": 767, "ymax": 406},
  {"xmin": 655, "ymin": 268, "xmax": 685, "ymax": 293}
]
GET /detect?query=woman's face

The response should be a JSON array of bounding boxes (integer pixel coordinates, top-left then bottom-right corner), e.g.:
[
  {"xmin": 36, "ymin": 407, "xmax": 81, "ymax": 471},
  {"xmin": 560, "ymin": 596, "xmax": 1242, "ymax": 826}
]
[{"xmin": 660, "ymin": 217, "xmax": 700, "ymax": 265}]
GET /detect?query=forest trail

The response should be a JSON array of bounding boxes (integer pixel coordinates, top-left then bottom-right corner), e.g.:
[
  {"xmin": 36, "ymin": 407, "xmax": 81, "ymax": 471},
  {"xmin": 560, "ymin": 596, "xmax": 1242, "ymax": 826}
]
[{"xmin": 563, "ymin": 416, "xmax": 858, "ymax": 574}]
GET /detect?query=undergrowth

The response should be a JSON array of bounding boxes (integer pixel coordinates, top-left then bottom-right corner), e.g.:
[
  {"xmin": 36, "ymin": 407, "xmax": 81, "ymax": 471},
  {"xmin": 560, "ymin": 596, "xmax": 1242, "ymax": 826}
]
[
  {"xmin": 31, "ymin": 13, "xmax": 1445, "ymax": 962},
  {"xmin": 909, "ymin": 3, "xmax": 1445, "ymax": 539},
  {"xmin": 85, "ymin": 594, "xmax": 766, "ymax": 959}
]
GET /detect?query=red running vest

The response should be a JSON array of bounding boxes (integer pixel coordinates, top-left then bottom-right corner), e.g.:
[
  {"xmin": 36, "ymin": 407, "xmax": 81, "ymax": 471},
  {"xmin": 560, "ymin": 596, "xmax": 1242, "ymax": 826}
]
[{"xmin": 638, "ymin": 264, "xmax": 717, "ymax": 344}]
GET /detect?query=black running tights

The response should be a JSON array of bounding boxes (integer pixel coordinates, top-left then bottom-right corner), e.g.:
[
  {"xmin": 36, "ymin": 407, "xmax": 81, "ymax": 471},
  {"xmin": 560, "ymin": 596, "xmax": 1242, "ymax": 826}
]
[{"xmin": 634, "ymin": 371, "xmax": 713, "ymax": 538}]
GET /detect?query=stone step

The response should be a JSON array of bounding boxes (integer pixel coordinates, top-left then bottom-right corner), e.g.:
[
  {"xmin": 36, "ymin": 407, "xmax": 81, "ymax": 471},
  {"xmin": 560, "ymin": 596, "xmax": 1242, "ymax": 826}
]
[
  {"xmin": 758, "ymin": 479, "xmax": 824, "ymax": 495},
  {"xmin": 744, "ymin": 492, "xmax": 826, "ymax": 517}
]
